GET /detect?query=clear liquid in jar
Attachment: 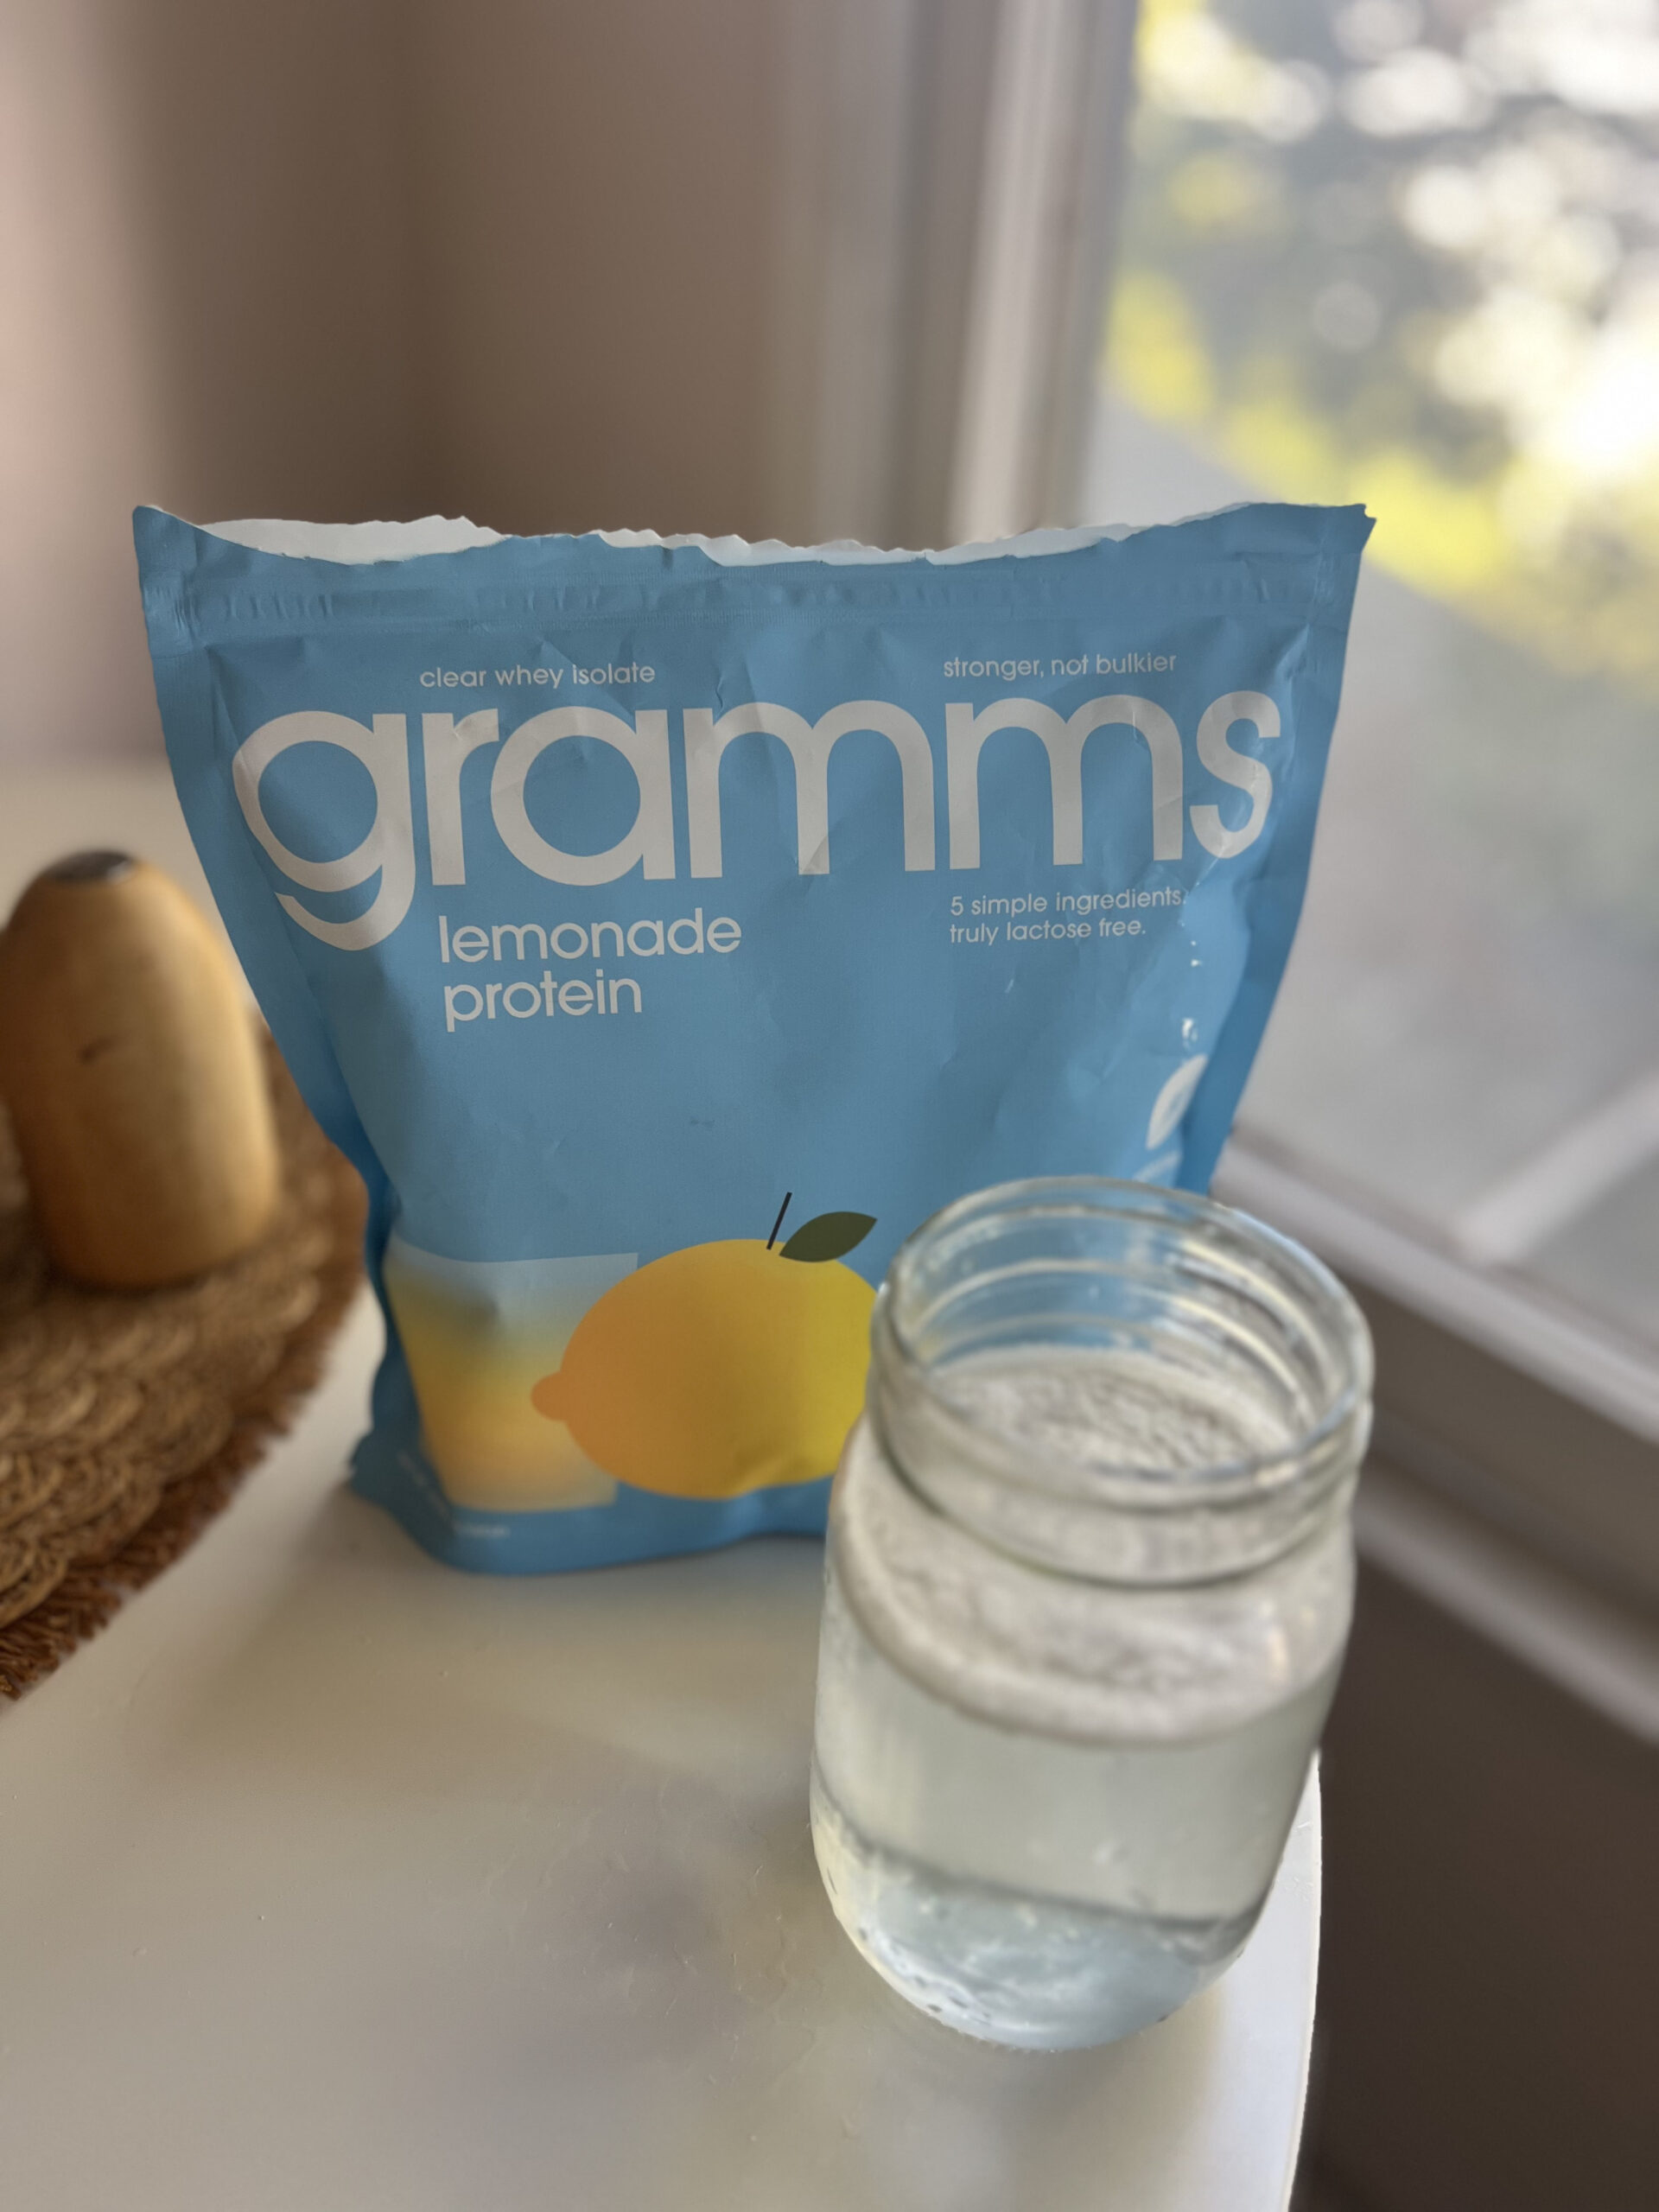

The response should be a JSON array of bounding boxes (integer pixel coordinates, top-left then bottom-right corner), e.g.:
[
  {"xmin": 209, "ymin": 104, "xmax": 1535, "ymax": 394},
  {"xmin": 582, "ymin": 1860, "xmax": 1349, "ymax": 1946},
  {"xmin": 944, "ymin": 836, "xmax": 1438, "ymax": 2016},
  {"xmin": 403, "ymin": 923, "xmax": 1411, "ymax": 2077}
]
[{"xmin": 810, "ymin": 1349, "xmax": 1343, "ymax": 2050}]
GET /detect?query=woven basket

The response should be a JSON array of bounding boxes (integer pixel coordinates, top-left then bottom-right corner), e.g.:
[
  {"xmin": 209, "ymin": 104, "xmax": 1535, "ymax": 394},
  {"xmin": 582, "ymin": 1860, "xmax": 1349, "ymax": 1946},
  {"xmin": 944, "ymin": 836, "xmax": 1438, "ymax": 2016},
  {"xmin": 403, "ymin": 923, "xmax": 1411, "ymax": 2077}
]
[{"xmin": 0, "ymin": 1037, "xmax": 365, "ymax": 1697}]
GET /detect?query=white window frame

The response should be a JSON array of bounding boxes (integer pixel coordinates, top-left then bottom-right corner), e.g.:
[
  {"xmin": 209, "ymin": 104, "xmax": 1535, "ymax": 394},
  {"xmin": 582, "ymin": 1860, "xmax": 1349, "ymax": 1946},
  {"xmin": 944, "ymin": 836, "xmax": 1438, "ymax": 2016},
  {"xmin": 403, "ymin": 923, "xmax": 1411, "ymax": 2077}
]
[
  {"xmin": 1218, "ymin": 1141, "xmax": 1659, "ymax": 1742},
  {"xmin": 764, "ymin": 0, "xmax": 1135, "ymax": 550}
]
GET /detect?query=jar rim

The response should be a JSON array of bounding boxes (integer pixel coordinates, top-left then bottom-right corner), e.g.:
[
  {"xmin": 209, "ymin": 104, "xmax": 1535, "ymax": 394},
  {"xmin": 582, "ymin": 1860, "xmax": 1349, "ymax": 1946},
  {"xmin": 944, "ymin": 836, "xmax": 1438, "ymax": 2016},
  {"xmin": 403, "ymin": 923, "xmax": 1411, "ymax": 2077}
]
[{"xmin": 876, "ymin": 1174, "xmax": 1373, "ymax": 1503}]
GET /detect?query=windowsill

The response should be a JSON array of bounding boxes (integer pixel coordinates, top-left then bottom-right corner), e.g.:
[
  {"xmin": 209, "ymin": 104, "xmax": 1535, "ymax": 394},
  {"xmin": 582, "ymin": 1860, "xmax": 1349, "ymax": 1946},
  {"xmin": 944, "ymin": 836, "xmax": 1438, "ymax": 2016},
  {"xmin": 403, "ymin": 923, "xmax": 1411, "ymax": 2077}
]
[
  {"xmin": 1217, "ymin": 1139, "xmax": 1659, "ymax": 1738},
  {"xmin": 1357, "ymin": 1457, "xmax": 1659, "ymax": 1745},
  {"xmin": 1217, "ymin": 1139, "xmax": 1659, "ymax": 1451}
]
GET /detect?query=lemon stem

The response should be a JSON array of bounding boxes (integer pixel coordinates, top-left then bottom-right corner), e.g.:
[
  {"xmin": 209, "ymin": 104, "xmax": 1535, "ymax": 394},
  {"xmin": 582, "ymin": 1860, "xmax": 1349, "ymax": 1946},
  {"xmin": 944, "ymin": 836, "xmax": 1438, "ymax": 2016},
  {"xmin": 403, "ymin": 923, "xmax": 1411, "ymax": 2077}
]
[
  {"xmin": 767, "ymin": 1192, "xmax": 792, "ymax": 1249},
  {"xmin": 530, "ymin": 1370, "xmax": 567, "ymax": 1421}
]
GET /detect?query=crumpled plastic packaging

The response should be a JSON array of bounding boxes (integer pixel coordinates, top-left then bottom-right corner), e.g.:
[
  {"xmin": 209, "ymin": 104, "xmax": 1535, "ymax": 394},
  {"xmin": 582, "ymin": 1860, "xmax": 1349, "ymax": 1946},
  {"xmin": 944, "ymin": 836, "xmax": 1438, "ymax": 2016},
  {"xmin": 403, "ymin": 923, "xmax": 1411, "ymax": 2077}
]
[{"xmin": 135, "ymin": 502, "xmax": 1370, "ymax": 1570}]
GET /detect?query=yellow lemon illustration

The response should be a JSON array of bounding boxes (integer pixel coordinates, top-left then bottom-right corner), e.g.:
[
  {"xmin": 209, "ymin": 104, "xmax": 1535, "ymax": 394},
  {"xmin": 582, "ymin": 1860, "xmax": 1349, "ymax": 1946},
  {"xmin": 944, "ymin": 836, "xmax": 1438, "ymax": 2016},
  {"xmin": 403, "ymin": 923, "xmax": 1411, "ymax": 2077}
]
[{"xmin": 530, "ymin": 1211, "xmax": 876, "ymax": 1498}]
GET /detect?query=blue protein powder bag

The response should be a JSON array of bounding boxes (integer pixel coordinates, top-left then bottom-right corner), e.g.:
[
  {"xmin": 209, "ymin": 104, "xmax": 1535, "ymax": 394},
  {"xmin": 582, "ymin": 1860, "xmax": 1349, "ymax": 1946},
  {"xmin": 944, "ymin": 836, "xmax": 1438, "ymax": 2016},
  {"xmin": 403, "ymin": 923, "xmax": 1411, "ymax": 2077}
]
[{"xmin": 135, "ymin": 504, "xmax": 1370, "ymax": 1572}]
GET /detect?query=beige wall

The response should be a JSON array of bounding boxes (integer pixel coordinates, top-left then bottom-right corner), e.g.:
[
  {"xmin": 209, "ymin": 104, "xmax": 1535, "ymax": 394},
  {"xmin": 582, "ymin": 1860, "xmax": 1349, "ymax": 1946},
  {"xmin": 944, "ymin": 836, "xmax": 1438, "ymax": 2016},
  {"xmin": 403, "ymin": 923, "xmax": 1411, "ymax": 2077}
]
[
  {"xmin": 1, "ymin": 0, "xmax": 784, "ymax": 766},
  {"xmin": 409, "ymin": 0, "xmax": 779, "ymax": 540}
]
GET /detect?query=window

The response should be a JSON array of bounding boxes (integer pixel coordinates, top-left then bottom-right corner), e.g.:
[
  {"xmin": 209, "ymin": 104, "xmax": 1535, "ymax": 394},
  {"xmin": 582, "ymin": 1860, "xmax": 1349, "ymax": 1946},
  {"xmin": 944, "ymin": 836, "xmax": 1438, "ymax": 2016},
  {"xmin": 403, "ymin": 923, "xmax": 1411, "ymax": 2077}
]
[
  {"xmin": 1096, "ymin": 0, "xmax": 1659, "ymax": 1349},
  {"xmin": 1070, "ymin": 0, "xmax": 1659, "ymax": 1624}
]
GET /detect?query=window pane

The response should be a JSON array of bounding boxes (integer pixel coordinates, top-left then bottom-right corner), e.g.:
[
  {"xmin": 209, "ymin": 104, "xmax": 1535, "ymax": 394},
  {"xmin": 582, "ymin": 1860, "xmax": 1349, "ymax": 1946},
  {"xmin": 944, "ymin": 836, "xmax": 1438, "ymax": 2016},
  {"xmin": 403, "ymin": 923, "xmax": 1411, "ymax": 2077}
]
[{"xmin": 1088, "ymin": 0, "xmax": 1659, "ymax": 1356}]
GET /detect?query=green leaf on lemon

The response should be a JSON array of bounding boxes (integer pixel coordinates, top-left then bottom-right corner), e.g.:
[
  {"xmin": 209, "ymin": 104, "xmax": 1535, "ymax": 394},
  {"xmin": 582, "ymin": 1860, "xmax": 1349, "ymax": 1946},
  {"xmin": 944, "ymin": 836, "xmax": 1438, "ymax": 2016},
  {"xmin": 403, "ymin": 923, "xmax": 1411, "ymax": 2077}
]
[{"xmin": 780, "ymin": 1211, "xmax": 875, "ymax": 1263}]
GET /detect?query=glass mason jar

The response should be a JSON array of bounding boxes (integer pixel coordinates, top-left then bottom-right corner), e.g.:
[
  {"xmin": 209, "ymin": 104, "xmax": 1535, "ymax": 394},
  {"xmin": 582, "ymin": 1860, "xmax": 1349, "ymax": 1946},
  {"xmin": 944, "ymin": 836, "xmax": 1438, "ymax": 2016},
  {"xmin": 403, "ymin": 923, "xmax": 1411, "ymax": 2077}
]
[{"xmin": 810, "ymin": 1178, "xmax": 1372, "ymax": 2050}]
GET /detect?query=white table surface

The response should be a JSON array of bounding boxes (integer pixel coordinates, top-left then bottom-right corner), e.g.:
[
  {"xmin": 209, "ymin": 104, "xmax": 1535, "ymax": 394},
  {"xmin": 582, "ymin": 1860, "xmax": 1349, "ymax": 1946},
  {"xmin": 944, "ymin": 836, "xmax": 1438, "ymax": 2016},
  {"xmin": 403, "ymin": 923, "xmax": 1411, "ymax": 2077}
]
[{"xmin": 0, "ymin": 769, "xmax": 1319, "ymax": 2212}]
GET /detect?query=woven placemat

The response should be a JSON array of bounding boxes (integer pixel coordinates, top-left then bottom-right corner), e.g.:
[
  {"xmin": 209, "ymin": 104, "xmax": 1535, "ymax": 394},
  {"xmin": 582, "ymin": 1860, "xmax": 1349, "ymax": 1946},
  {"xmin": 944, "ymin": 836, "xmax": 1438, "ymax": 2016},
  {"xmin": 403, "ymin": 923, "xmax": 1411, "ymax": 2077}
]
[{"xmin": 0, "ymin": 1036, "xmax": 365, "ymax": 1699}]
